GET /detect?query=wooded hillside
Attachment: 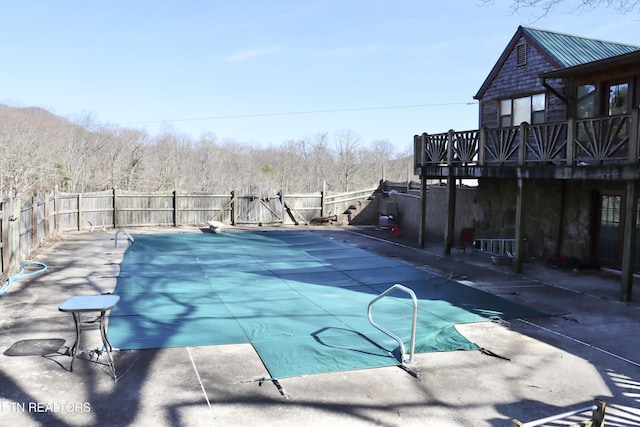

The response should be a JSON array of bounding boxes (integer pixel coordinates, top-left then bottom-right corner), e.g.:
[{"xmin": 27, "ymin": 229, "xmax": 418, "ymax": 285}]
[{"xmin": 0, "ymin": 104, "xmax": 414, "ymax": 198}]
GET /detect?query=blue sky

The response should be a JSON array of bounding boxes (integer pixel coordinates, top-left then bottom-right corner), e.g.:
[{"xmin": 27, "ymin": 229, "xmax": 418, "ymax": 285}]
[{"xmin": 1, "ymin": 1, "xmax": 638, "ymax": 153}]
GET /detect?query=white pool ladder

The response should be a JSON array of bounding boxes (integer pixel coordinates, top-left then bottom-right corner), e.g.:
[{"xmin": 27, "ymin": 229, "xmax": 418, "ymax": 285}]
[
  {"xmin": 114, "ymin": 228, "xmax": 135, "ymax": 247},
  {"xmin": 368, "ymin": 284, "xmax": 418, "ymax": 364}
]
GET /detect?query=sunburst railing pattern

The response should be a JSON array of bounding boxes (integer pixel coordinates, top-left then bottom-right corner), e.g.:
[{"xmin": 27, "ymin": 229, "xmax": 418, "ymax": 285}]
[
  {"xmin": 527, "ymin": 122, "xmax": 568, "ymax": 163},
  {"xmin": 415, "ymin": 113, "xmax": 639, "ymax": 171},
  {"xmin": 485, "ymin": 127, "xmax": 520, "ymax": 164},
  {"xmin": 452, "ymin": 130, "xmax": 479, "ymax": 165},
  {"xmin": 575, "ymin": 116, "xmax": 630, "ymax": 163}
]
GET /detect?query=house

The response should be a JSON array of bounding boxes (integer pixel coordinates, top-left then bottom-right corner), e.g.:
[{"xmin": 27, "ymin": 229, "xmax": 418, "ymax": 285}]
[{"xmin": 413, "ymin": 26, "xmax": 640, "ymax": 301}]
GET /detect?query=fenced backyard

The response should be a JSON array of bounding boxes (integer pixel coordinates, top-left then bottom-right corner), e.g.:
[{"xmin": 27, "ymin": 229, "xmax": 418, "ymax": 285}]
[{"xmin": 0, "ymin": 186, "xmax": 379, "ymax": 281}]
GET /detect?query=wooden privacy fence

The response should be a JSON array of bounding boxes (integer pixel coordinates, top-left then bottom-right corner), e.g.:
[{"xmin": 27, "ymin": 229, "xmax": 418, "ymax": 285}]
[{"xmin": 0, "ymin": 185, "xmax": 379, "ymax": 282}]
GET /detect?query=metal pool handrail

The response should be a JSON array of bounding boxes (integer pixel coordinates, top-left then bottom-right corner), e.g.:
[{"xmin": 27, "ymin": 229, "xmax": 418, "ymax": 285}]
[
  {"xmin": 367, "ymin": 284, "xmax": 417, "ymax": 364},
  {"xmin": 115, "ymin": 228, "xmax": 135, "ymax": 247}
]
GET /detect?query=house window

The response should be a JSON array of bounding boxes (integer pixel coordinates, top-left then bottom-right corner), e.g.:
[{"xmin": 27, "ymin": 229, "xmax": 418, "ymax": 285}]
[
  {"xmin": 599, "ymin": 194, "xmax": 621, "ymax": 263},
  {"xmin": 499, "ymin": 100, "xmax": 512, "ymax": 127},
  {"xmin": 608, "ymin": 82, "xmax": 628, "ymax": 116},
  {"xmin": 499, "ymin": 93, "xmax": 545, "ymax": 127},
  {"xmin": 576, "ymin": 84, "xmax": 596, "ymax": 118},
  {"xmin": 531, "ymin": 93, "xmax": 545, "ymax": 123}
]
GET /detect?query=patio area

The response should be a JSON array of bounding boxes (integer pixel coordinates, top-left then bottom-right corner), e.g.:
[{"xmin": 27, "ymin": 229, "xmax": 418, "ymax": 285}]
[{"xmin": 0, "ymin": 225, "xmax": 638, "ymax": 426}]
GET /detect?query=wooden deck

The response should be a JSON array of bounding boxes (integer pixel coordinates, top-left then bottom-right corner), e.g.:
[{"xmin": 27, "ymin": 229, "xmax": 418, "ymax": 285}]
[{"xmin": 414, "ymin": 112, "xmax": 640, "ymax": 180}]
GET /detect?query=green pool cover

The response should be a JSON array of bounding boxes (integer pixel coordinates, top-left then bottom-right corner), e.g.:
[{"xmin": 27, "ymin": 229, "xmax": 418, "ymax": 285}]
[{"xmin": 108, "ymin": 231, "xmax": 546, "ymax": 378}]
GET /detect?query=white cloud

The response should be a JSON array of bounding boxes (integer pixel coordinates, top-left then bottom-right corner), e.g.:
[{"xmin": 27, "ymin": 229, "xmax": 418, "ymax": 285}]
[{"xmin": 223, "ymin": 47, "xmax": 278, "ymax": 62}]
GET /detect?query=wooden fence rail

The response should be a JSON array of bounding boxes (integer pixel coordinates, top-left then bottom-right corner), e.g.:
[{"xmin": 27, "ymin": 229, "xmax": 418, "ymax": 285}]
[{"xmin": 0, "ymin": 185, "xmax": 379, "ymax": 282}]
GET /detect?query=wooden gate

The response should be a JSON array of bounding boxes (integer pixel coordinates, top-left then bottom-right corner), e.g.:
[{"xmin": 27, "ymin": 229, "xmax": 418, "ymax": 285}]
[{"xmin": 234, "ymin": 188, "xmax": 284, "ymax": 226}]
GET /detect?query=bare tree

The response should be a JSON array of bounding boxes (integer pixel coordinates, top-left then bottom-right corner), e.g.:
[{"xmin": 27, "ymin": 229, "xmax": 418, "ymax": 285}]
[
  {"xmin": 192, "ymin": 133, "xmax": 220, "ymax": 193},
  {"xmin": 266, "ymin": 139, "xmax": 319, "ymax": 193},
  {"xmin": 0, "ymin": 104, "xmax": 419, "ymax": 198},
  {"xmin": 215, "ymin": 140, "xmax": 261, "ymax": 192},
  {"xmin": 362, "ymin": 139, "xmax": 394, "ymax": 184},
  {"xmin": 306, "ymin": 132, "xmax": 333, "ymax": 192},
  {"xmin": 0, "ymin": 109, "xmax": 68, "ymax": 196},
  {"xmin": 61, "ymin": 115, "xmax": 112, "ymax": 192},
  {"xmin": 149, "ymin": 128, "xmax": 195, "ymax": 191},
  {"xmin": 115, "ymin": 128, "xmax": 148, "ymax": 191},
  {"xmin": 481, "ymin": 0, "xmax": 640, "ymax": 16},
  {"xmin": 0, "ymin": 123, "xmax": 45, "ymax": 196},
  {"xmin": 91, "ymin": 127, "xmax": 120, "ymax": 190},
  {"xmin": 334, "ymin": 129, "xmax": 363, "ymax": 192}
]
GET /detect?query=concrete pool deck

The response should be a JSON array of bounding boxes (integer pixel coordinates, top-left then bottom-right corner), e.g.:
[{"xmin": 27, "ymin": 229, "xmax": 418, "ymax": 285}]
[{"xmin": 0, "ymin": 226, "xmax": 638, "ymax": 426}]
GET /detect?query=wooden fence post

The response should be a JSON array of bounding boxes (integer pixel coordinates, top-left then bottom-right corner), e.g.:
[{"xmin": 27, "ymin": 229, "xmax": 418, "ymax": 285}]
[
  {"xmin": 321, "ymin": 181, "xmax": 326, "ymax": 217},
  {"xmin": 54, "ymin": 186, "xmax": 60, "ymax": 233},
  {"xmin": 8, "ymin": 196, "xmax": 21, "ymax": 277},
  {"xmin": 77, "ymin": 193, "xmax": 83, "ymax": 231},
  {"xmin": 113, "ymin": 188, "xmax": 119, "ymax": 228},
  {"xmin": 44, "ymin": 192, "xmax": 50, "ymax": 238},
  {"xmin": 279, "ymin": 189, "xmax": 285, "ymax": 225},
  {"xmin": 230, "ymin": 191, "xmax": 237, "ymax": 225},
  {"xmin": 173, "ymin": 190, "xmax": 179, "ymax": 227},
  {"xmin": 31, "ymin": 195, "xmax": 38, "ymax": 249},
  {"xmin": 1, "ymin": 198, "xmax": 8, "ymax": 281}
]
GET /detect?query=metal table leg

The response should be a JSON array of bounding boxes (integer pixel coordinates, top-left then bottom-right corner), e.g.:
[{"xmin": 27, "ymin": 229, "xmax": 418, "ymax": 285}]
[
  {"xmin": 99, "ymin": 310, "xmax": 116, "ymax": 380},
  {"xmin": 69, "ymin": 312, "xmax": 81, "ymax": 372}
]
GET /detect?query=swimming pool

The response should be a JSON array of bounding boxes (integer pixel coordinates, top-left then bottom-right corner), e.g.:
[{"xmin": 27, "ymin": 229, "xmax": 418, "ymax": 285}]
[{"xmin": 107, "ymin": 230, "xmax": 545, "ymax": 378}]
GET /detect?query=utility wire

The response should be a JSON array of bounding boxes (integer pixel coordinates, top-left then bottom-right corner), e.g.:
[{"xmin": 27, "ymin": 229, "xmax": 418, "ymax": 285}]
[
  {"xmin": 116, "ymin": 101, "xmax": 478, "ymax": 126},
  {"xmin": 2, "ymin": 101, "xmax": 477, "ymax": 131}
]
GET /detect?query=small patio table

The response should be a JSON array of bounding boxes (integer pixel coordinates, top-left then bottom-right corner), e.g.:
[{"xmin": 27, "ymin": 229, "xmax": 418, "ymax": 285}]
[{"xmin": 58, "ymin": 294, "xmax": 120, "ymax": 379}]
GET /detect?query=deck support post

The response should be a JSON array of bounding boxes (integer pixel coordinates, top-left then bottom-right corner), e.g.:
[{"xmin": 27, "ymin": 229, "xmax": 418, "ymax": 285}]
[
  {"xmin": 444, "ymin": 172, "xmax": 456, "ymax": 255},
  {"xmin": 444, "ymin": 130, "xmax": 456, "ymax": 255},
  {"xmin": 419, "ymin": 175, "xmax": 427, "ymax": 248},
  {"xmin": 514, "ymin": 177, "xmax": 526, "ymax": 273},
  {"xmin": 621, "ymin": 179, "xmax": 637, "ymax": 302}
]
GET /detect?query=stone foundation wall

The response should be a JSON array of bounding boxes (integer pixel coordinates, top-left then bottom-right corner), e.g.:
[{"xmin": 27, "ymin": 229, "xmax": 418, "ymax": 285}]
[
  {"xmin": 474, "ymin": 179, "xmax": 625, "ymax": 262},
  {"xmin": 378, "ymin": 179, "xmax": 622, "ymax": 263},
  {"xmin": 378, "ymin": 186, "xmax": 477, "ymax": 240}
]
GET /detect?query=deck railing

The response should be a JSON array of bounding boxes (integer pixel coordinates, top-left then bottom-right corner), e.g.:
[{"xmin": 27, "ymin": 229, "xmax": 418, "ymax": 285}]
[{"xmin": 415, "ymin": 111, "xmax": 640, "ymax": 170}]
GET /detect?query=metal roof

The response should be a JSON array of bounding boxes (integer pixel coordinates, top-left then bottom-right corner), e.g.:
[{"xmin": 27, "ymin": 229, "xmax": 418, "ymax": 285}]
[
  {"xmin": 522, "ymin": 27, "xmax": 640, "ymax": 68},
  {"xmin": 541, "ymin": 48, "xmax": 640, "ymax": 78}
]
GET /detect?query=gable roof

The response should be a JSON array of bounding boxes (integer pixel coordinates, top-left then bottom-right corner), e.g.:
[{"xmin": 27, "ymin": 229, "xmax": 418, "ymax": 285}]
[{"xmin": 474, "ymin": 26, "xmax": 640, "ymax": 99}]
